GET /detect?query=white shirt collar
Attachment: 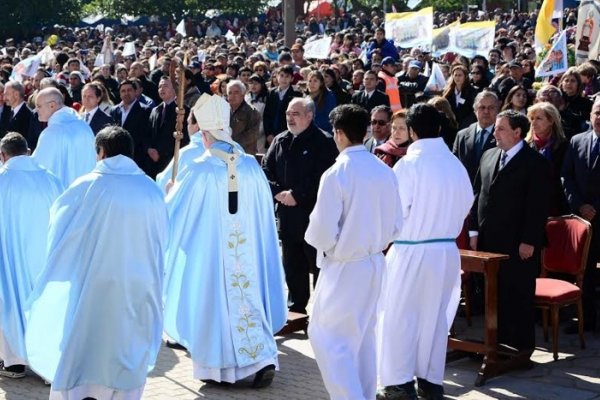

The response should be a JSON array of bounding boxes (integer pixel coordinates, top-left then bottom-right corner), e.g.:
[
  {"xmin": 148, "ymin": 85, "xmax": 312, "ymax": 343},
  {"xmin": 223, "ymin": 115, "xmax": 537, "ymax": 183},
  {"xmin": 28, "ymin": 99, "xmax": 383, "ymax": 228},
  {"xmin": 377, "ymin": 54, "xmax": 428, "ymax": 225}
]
[
  {"xmin": 477, "ymin": 123, "xmax": 495, "ymax": 133},
  {"xmin": 85, "ymin": 106, "xmax": 98, "ymax": 119},
  {"xmin": 11, "ymin": 101, "xmax": 25, "ymax": 116},
  {"xmin": 502, "ymin": 139, "xmax": 524, "ymax": 164}
]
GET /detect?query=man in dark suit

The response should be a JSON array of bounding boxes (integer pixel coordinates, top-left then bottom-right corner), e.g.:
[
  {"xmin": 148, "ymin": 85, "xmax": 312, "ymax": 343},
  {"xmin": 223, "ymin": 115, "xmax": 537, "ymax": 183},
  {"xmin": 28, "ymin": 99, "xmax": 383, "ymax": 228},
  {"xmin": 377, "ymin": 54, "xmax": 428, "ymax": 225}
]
[
  {"xmin": 471, "ymin": 110, "xmax": 551, "ymax": 361},
  {"xmin": 4, "ymin": 81, "xmax": 32, "ymax": 141},
  {"xmin": 129, "ymin": 62, "xmax": 159, "ymax": 104},
  {"xmin": 0, "ymin": 83, "xmax": 11, "ymax": 137},
  {"xmin": 351, "ymin": 70, "xmax": 390, "ymax": 114},
  {"xmin": 147, "ymin": 76, "xmax": 189, "ymax": 179},
  {"xmin": 81, "ymin": 83, "xmax": 114, "ymax": 135},
  {"xmin": 364, "ymin": 105, "xmax": 391, "ymax": 153},
  {"xmin": 497, "ymin": 62, "xmax": 533, "ymax": 102},
  {"xmin": 453, "ymin": 91, "xmax": 500, "ymax": 184},
  {"xmin": 561, "ymin": 98, "xmax": 600, "ymax": 332},
  {"xmin": 262, "ymin": 97, "xmax": 338, "ymax": 315},
  {"xmin": 110, "ymin": 80, "xmax": 152, "ymax": 174},
  {"xmin": 263, "ymin": 65, "xmax": 302, "ymax": 146}
]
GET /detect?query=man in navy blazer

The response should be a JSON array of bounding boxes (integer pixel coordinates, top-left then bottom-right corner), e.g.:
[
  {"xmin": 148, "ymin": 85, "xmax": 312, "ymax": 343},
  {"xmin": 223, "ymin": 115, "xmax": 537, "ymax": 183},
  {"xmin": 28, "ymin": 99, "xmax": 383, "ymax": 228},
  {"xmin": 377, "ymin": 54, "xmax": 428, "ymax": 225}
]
[
  {"xmin": 561, "ymin": 98, "xmax": 600, "ymax": 332},
  {"xmin": 350, "ymin": 70, "xmax": 390, "ymax": 114},
  {"xmin": 81, "ymin": 83, "xmax": 114, "ymax": 135},
  {"xmin": 110, "ymin": 80, "xmax": 151, "ymax": 174},
  {"xmin": 453, "ymin": 91, "xmax": 500, "ymax": 184}
]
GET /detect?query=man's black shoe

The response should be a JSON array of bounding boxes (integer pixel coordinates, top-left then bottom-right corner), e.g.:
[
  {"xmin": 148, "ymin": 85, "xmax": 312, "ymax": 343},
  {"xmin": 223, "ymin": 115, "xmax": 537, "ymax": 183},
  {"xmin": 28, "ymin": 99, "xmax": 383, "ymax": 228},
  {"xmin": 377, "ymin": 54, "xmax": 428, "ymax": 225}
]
[
  {"xmin": 165, "ymin": 340, "xmax": 187, "ymax": 351},
  {"xmin": 417, "ymin": 378, "xmax": 444, "ymax": 400},
  {"xmin": 0, "ymin": 361, "xmax": 25, "ymax": 379},
  {"xmin": 376, "ymin": 381, "xmax": 417, "ymax": 400},
  {"xmin": 252, "ymin": 364, "xmax": 275, "ymax": 388},
  {"xmin": 200, "ymin": 379, "xmax": 232, "ymax": 387}
]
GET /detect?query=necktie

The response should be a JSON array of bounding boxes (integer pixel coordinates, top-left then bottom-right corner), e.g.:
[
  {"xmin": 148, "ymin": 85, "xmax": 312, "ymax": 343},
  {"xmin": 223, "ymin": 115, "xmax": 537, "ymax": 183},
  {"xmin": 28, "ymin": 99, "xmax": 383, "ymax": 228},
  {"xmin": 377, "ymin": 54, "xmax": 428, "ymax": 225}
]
[
  {"xmin": 499, "ymin": 151, "xmax": 508, "ymax": 170},
  {"xmin": 476, "ymin": 129, "xmax": 487, "ymax": 160},
  {"xmin": 85, "ymin": 113, "xmax": 90, "ymax": 123},
  {"xmin": 160, "ymin": 104, "xmax": 167, "ymax": 126},
  {"xmin": 591, "ymin": 136, "xmax": 600, "ymax": 169}
]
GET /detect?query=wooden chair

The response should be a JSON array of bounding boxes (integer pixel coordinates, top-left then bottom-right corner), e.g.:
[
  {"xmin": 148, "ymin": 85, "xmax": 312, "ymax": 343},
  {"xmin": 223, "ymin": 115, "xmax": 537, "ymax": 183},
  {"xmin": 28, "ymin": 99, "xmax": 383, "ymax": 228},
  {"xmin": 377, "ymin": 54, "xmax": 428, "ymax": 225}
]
[{"xmin": 535, "ymin": 215, "xmax": 592, "ymax": 361}]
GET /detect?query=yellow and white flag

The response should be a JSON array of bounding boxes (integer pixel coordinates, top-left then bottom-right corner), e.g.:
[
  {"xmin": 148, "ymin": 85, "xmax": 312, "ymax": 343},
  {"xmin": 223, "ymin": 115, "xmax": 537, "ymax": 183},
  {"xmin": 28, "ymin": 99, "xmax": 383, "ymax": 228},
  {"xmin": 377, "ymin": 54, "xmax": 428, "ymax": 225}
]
[
  {"xmin": 575, "ymin": 0, "xmax": 600, "ymax": 64},
  {"xmin": 535, "ymin": 0, "xmax": 560, "ymax": 51},
  {"xmin": 385, "ymin": 7, "xmax": 433, "ymax": 49}
]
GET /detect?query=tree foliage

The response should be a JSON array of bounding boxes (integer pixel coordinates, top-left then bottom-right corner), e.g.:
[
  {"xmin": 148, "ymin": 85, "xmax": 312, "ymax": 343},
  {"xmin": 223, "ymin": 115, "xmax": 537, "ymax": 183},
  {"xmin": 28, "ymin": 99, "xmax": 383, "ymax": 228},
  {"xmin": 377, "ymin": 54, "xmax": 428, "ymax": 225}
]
[
  {"xmin": 0, "ymin": 0, "xmax": 82, "ymax": 37},
  {"xmin": 83, "ymin": 0, "xmax": 271, "ymax": 20}
]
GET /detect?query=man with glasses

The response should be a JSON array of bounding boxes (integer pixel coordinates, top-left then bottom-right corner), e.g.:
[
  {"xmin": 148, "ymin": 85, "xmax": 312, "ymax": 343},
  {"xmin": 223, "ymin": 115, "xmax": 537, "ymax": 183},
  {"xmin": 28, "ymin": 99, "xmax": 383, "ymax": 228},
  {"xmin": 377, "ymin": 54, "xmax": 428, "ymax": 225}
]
[
  {"xmin": 453, "ymin": 91, "xmax": 500, "ymax": 184},
  {"xmin": 351, "ymin": 70, "xmax": 390, "ymax": 114},
  {"xmin": 365, "ymin": 105, "xmax": 392, "ymax": 153},
  {"xmin": 32, "ymin": 87, "xmax": 96, "ymax": 187},
  {"xmin": 262, "ymin": 97, "xmax": 338, "ymax": 316}
]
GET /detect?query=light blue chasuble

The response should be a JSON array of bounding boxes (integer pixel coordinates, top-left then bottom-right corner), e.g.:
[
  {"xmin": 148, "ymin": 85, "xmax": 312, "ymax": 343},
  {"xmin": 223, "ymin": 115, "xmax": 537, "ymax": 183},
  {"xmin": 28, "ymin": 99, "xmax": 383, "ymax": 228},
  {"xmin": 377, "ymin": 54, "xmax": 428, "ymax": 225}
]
[
  {"xmin": 155, "ymin": 132, "xmax": 206, "ymax": 194},
  {"xmin": 164, "ymin": 141, "xmax": 287, "ymax": 375},
  {"xmin": 0, "ymin": 156, "xmax": 63, "ymax": 364},
  {"xmin": 25, "ymin": 155, "xmax": 168, "ymax": 391},
  {"xmin": 32, "ymin": 106, "xmax": 96, "ymax": 188}
]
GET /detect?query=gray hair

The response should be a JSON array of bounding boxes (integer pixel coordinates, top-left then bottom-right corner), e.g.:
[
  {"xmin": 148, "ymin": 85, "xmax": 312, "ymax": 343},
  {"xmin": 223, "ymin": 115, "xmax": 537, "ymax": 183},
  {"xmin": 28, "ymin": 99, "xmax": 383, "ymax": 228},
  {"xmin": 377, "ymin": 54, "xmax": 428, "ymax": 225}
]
[
  {"xmin": 289, "ymin": 97, "xmax": 315, "ymax": 117},
  {"xmin": 37, "ymin": 87, "xmax": 64, "ymax": 107},
  {"xmin": 226, "ymin": 79, "xmax": 247, "ymax": 95},
  {"xmin": 5, "ymin": 81, "xmax": 25, "ymax": 100},
  {"xmin": 473, "ymin": 90, "xmax": 499, "ymax": 110}
]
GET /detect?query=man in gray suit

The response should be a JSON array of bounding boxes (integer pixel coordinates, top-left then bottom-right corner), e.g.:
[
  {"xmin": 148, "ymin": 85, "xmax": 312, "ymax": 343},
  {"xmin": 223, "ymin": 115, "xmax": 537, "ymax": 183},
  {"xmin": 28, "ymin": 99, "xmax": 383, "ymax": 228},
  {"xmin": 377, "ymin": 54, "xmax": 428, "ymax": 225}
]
[{"xmin": 561, "ymin": 97, "xmax": 600, "ymax": 332}]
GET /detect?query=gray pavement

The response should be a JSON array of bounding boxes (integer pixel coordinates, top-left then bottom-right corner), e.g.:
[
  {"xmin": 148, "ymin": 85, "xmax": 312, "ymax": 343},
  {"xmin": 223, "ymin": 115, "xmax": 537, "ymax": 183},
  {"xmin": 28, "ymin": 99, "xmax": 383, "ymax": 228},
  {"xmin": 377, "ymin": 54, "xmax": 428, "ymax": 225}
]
[{"xmin": 0, "ymin": 317, "xmax": 598, "ymax": 399}]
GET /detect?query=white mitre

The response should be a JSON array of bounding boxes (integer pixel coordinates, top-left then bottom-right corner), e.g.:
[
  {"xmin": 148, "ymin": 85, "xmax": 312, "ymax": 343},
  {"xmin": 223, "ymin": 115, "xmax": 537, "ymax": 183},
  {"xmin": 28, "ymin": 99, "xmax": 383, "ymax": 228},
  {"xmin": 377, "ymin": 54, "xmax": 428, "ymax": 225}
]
[{"xmin": 192, "ymin": 93, "xmax": 236, "ymax": 146}]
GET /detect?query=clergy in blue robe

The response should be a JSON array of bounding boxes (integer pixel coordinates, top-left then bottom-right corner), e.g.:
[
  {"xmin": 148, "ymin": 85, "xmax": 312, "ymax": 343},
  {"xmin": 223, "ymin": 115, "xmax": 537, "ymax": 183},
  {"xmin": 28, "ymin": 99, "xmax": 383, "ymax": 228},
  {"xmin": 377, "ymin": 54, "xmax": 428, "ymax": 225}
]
[
  {"xmin": 0, "ymin": 133, "xmax": 63, "ymax": 379},
  {"xmin": 32, "ymin": 87, "xmax": 96, "ymax": 188},
  {"xmin": 155, "ymin": 112, "xmax": 205, "ymax": 194},
  {"xmin": 25, "ymin": 126, "xmax": 168, "ymax": 400},
  {"xmin": 164, "ymin": 94, "xmax": 287, "ymax": 388}
]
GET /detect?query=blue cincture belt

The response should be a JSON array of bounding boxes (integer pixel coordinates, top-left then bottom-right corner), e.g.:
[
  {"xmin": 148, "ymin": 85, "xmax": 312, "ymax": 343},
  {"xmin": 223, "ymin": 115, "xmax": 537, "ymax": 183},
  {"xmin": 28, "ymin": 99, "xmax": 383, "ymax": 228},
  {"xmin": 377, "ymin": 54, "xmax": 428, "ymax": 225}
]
[{"xmin": 393, "ymin": 238, "xmax": 455, "ymax": 245}]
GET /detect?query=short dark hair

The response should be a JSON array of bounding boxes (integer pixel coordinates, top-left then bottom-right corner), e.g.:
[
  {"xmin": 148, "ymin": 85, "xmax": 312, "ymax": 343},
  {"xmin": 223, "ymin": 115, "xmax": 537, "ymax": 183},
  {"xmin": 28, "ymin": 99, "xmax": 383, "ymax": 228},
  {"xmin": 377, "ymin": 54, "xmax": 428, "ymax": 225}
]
[
  {"xmin": 118, "ymin": 79, "xmax": 138, "ymax": 91},
  {"xmin": 497, "ymin": 109, "xmax": 530, "ymax": 139},
  {"xmin": 279, "ymin": 65, "xmax": 294, "ymax": 76},
  {"xmin": 329, "ymin": 104, "xmax": 369, "ymax": 144},
  {"xmin": 405, "ymin": 103, "xmax": 441, "ymax": 139},
  {"xmin": 0, "ymin": 132, "xmax": 28, "ymax": 157},
  {"xmin": 371, "ymin": 105, "xmax": 392, "ymax": 121},
  {"xmin": 95, "ymin": 126, "xmax": 134, "ymax": 158}
]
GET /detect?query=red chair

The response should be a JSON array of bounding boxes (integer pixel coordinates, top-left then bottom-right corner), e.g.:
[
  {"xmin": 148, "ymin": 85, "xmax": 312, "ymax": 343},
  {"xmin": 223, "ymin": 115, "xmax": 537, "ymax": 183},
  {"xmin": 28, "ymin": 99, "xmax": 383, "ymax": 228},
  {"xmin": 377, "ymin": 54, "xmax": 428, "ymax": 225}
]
[{"xmin": 535, "ymin": 215, "xmax": 592, "ymax": 361}]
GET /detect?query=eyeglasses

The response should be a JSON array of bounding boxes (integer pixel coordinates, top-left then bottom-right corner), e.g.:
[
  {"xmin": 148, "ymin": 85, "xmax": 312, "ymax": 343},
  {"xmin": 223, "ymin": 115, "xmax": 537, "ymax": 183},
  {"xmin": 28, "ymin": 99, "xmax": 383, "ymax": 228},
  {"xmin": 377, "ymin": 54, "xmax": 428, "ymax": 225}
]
[{"xmin": 371, "ymin": 119, "xmax": 389, "ymax": 126}]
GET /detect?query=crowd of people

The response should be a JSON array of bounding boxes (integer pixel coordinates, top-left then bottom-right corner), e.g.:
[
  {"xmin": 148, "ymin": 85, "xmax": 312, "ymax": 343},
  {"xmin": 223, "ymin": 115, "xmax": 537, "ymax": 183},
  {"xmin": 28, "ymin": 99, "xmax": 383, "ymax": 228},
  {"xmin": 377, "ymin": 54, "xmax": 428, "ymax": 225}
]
[{"xmin": 0, "ymin": 4, "xmax": 597, "ymax": 400}]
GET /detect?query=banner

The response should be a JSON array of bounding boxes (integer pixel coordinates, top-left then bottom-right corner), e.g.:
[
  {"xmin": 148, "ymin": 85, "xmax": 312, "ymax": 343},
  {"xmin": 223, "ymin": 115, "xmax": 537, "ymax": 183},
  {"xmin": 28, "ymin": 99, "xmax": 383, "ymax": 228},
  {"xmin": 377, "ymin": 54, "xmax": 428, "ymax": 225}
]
[
  {"xmin": 575, "ymin": 0, "xmax": 600, "ymax": 64},
  {"xmin": 176, "ymin": 19, "xmax": 186, "ymax": 37},
  {"xmin": 385, "ymin": 7, "xmax": 433, "ymax": 49},
  {"xmin": 447, "ymin": 21, "xmax": 495, "ymax": 58},
  {"xmin": 122, "ymin": 42, "xmax": 136, "ymax": 58},
  {"xmin": 304, "ymin": 36, "xmax": 332, "ymax": 59},
  {"xmin": 536, "ymin": 30, "xmax": 568, "ymax": 77},
  {"xmin": 431, "ymin": 21, "xmax": 459, "ymax": 57}
]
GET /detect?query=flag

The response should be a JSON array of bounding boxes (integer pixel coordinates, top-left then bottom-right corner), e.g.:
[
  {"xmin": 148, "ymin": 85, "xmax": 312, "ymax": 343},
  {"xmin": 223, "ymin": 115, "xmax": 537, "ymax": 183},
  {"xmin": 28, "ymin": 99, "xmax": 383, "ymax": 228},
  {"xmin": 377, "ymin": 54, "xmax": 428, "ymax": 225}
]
[
  {"xmin": 101, "ymin": 36, "xmax": 114, "ymax": 65},
  {"xmin": 431, "ymin": 20, "xmax": 459, "ymax": 56},
  {"xmin": 423, "ymin": 61, "xmax": 430, "ymax": 77},
  {"xmin": 148, "ymin": 53, "xmax": 157, "ymax": 71},
  {"xmin": 225, "ymin": 30, "xmax": 236, "ymax": 44},
  {"xmin": 424, "ymin": 62, "xmax": 446, "ymax": 93},
  {"xmin": 303, "ymin": 36, "xmax": 332, "ymax": 59},
  {"xmin": 10, "ymin": 55, "xmax": 41, "ymax": 82},
  {"xmin": 575, "ymin": 0, "xmax": 600, "ymax": 64},
  {"xmin": 176, "ymin": 19, "xmax": 186, "ymax": 37},
  {"xmin": 38, "ymin": 46, "xmax": 55, "ymax": 65},
  {"xmin": 407, "ymin": 0, "xmax": 422, "ymax": 9},
  {"xmin": 536, "ymin": 30, "xmax": 568, "ymax": 77},
  {"xmin": 535, "ymin": 0, "xmax": 558, "ymax": 51},
  {"xmin": 385, "ymin": 7, "xmax": 433, "ymax": 49},
  {"xmin": 122, "ymin": 42, "xmax": 136, "ymax": 58}
]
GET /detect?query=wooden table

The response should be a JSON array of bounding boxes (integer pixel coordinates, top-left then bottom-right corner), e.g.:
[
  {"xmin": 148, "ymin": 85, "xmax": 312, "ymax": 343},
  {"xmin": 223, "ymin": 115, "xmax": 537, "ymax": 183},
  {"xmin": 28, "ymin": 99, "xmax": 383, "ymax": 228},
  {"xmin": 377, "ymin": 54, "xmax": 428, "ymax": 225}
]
[{"xmin": 448, "ymin": 249, "xmax": 509, "ymax": 386}]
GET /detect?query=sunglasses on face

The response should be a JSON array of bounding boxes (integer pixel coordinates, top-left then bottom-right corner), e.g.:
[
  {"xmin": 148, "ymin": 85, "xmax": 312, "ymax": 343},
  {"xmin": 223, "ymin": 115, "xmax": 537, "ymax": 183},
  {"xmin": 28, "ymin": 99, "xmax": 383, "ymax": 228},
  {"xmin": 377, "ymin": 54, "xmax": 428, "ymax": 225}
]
[{"xmin": 371, "ymin": 119, "xmax": 388, "ymax": 126}]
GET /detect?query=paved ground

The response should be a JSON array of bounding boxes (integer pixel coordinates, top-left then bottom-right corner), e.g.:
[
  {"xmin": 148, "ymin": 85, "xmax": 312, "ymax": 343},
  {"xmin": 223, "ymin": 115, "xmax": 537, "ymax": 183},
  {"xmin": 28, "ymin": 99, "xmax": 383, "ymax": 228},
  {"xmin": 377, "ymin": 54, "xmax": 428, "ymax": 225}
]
[{"xmin": 0, "ymin": 316, "xmax": 598, "ymax": 400}]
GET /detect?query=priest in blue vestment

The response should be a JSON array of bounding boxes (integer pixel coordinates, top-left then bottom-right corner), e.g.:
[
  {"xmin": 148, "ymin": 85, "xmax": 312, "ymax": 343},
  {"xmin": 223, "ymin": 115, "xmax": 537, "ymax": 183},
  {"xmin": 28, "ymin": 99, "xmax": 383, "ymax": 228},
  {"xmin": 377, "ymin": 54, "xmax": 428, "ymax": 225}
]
[
  {"xmin": 25, "ymin": 126, "xmax": 168, "ymax": 400},
  {"xmin": 164, "ymin": 94, "xmax": 287, "ymax": 388},
  {"xmin": 0, "ymin": 132, "xmax": 63, "ymax": 379},
  {"xmin": 32, "ymin": 87, "xmax": 96, "ymax": 188}
]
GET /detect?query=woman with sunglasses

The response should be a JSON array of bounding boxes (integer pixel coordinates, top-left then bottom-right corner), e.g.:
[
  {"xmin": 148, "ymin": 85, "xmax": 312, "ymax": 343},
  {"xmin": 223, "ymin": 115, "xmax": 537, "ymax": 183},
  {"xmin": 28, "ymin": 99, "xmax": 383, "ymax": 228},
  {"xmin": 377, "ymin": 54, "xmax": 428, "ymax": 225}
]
[{"xmin": 469, "ymin": 65, "xmax": 490, "ymax": 93}]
